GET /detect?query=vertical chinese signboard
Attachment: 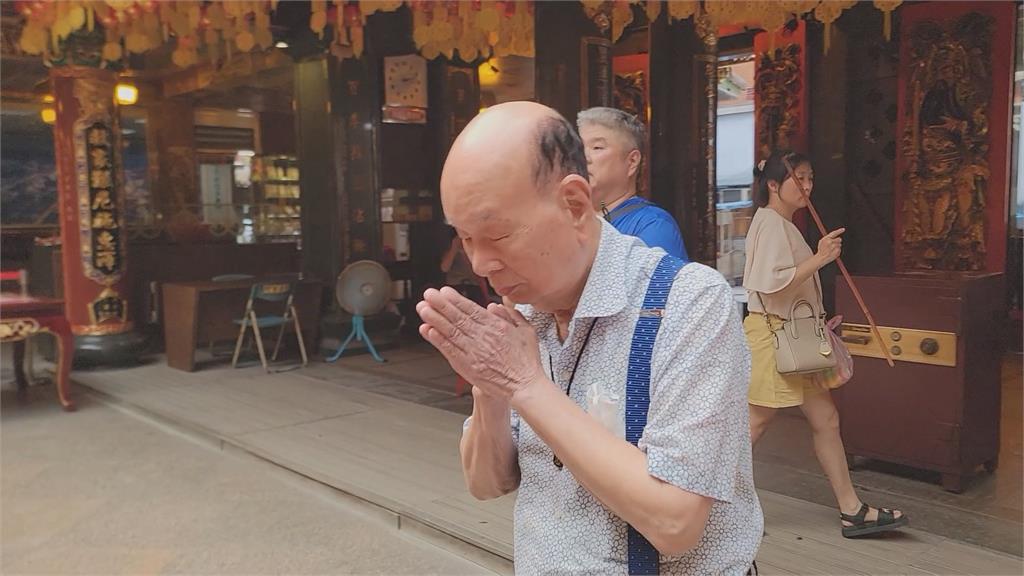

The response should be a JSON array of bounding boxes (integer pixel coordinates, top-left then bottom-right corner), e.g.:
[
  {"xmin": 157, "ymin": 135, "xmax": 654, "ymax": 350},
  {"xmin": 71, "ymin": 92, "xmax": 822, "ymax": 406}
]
[{"xmin": 51, "ymin": 67, "xmax": 133, "ymax": 338}]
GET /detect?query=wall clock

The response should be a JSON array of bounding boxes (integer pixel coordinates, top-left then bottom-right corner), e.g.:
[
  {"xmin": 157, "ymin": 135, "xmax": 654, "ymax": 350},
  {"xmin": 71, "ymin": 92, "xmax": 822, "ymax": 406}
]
[{"xmin": 383, "ymin": 54, "xmax": 427, "ymax": 123}]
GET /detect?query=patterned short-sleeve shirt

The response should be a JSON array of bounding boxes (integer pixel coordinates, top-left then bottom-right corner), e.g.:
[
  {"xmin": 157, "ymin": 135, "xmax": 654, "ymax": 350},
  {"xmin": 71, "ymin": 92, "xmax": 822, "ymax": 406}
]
[{"xmin": 507, "ymin": 219, "xmax": 762, "ymax": 574}]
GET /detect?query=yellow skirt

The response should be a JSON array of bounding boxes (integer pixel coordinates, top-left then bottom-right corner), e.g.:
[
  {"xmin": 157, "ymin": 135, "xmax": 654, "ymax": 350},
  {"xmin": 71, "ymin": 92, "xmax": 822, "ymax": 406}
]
[{"xmin": 744, "ymin": 313, "xmax": 826, "ymax": 408}]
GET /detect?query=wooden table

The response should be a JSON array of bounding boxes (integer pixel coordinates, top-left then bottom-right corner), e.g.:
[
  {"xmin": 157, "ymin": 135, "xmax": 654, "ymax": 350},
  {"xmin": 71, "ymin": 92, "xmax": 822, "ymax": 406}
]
[
  {"xmin": 162, "ymin": 277, "xmax": 323, "ymax": 372},
  {"xmin": 0, "ymin": 294, "xmax": 74, "ymax": 410}
]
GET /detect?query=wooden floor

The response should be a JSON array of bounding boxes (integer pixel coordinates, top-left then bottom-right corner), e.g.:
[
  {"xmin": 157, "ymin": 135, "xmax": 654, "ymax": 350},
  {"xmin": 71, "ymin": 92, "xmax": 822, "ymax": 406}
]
[{"xmin": 66, "ymin": 358, "xmax": 1022, "ymax": 575}]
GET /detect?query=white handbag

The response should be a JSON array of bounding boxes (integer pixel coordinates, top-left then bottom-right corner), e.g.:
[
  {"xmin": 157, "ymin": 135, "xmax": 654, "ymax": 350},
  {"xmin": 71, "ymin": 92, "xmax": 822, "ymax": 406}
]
[{"xmin": 755, "ymin": 275, "xmax": 837, "ymax": 375}]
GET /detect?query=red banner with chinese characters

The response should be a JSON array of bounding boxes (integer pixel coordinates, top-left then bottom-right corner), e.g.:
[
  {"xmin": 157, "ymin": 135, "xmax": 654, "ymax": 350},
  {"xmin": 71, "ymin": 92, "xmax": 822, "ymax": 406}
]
[
  {"xmin": 894, "ymin": 1, "xmax": 1016, "ymax": 273},
  {"xmin": 51, "ymin": 67, "xmax": 133, "ymax": 335}
]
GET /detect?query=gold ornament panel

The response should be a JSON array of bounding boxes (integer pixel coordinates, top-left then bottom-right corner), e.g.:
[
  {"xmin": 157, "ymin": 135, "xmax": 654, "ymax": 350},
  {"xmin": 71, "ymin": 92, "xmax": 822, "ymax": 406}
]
[{"xmin": 0, "ymin": 319, "xmax": 41, "ymax": 342}]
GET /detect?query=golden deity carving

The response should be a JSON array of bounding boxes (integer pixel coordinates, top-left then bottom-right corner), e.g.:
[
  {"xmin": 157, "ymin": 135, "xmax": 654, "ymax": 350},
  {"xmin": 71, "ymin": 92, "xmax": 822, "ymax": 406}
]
[
  {"xmin": 755, "ymin": 43, "xmax": 802, "ymax": 158},
  {"xmin": 900, "ymin": 13, "xmax": 992, "ymax": 271}
]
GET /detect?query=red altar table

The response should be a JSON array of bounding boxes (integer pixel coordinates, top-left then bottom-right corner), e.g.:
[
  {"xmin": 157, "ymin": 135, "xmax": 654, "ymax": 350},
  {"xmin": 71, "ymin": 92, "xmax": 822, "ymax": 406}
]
[{"xmin": 0, "ymin": 295, "xmax": 74, "ymax": 410}]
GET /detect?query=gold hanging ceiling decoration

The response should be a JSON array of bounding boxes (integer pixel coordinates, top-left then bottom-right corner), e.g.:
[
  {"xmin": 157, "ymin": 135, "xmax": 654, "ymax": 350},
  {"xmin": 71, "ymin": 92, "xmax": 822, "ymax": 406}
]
[
  {"xmin": 580, "ymin": 1, "xmax": 610, "ymax": 34},
  {"xmin": 17, "ymin": 1, "xmax": 534, "ymax": 66},
  {"xmin": 16, "ymin": 0, "xmax": 278, "ymax": 68},
  {"xmin": 667, "ymin": 1, "xmax": 699, "ymax": 22},
  {"xmin": 873, "ymin": 0, "xmax": 902, "ymax": 42},
  {"xmin": 582, "ymin": 1, "xmax": 903, "ymax": 50},
  {"xmin": 814, "ymin": 1, "xmax": 857, "ymax": 54},
  {"xmin": 325, "ymin": 0, "xmax": 537, "ymax": 61},
  {"xmin": 581, "ymin": 0, "xmax": 813, "ymax": 36},
  {"xmin": 16, "ymin": 1, "xmax": 904, "ymax": 68},
  {"xmin": 409, "ymin": 1, "xmax": 535, "ymax": 62},
  {"xmin": 610, "ymin": 1, "xmax": 635, "ymax": 44}
]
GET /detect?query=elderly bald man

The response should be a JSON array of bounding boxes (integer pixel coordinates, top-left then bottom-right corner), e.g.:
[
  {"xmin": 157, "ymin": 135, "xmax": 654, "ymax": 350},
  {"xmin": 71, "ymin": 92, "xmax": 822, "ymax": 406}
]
[{"xmin": 417, "ymin": 102, "xmax": 761, "ymax": 575}]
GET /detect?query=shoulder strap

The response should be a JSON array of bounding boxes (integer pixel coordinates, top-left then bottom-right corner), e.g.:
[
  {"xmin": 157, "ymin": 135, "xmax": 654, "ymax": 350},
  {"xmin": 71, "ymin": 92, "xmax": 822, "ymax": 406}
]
[
  {"xmin": 604, "ymin": 198, "xmax": 654, "ymax": 222},
  {"xmin": 625, "ymin": 253, "xmax": 686, "ymax": 575}
]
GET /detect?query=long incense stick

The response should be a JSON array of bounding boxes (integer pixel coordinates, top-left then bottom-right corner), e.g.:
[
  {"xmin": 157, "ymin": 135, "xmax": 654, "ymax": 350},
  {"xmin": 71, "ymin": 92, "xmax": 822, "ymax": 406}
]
[{"xmin": 782, "ymin": 157, "xmax": 896, "ymax": 368}]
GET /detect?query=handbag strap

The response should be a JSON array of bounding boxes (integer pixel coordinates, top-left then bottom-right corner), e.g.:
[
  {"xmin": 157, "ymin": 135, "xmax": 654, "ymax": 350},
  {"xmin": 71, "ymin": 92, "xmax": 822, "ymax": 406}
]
[
  {"xmin": 626, "ymin": 253, "xmax": 686, "ymax": 575},
  {"xmin": 751, "ymin": 271, "xmax": 824, "ymax": 324}
]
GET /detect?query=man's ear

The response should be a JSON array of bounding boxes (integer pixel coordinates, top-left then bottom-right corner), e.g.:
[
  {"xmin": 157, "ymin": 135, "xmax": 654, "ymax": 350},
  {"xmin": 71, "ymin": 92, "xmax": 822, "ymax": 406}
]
[
  {"xmin": 627, "ymin": 149, "xmax": 642, "ymax": 179},
  {"xmin": 558, "ymin": 174, "xmax": 595, "ymax": 224}
]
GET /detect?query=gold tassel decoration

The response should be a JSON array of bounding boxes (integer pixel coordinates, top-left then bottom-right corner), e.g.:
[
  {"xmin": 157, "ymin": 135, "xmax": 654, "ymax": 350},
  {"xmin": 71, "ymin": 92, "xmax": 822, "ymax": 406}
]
[
  {"xmin": 336, "ymin": 0, "xmax": 345, "ymax": 45},
  {"xmin": 668, "ymin": 0, "xmax": 697, "ymax": 23},
  {"xmin": 873, "ymin": 1, "xmax": 901, "ymax": 42},
  {"xmin": 612, "ymin": 0, "xmax": 633, "ymax": 43},
  {"xmin": 645, "ymin": 0, "xmax": 662, "ymax": 23},
  {"xmin": 814, "ymin": 1, "xmax": 856, "ymax": 54}
]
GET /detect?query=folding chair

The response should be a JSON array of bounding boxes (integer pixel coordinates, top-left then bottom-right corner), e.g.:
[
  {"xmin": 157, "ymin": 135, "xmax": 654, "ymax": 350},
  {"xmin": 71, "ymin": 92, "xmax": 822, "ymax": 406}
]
[
  {"xmin": 231, "ymin": 282, "xmax": 308, "ymax": 372},
  {"xmin": 209, "ymin": 274, "xmax": 255, "ymax": 355}
]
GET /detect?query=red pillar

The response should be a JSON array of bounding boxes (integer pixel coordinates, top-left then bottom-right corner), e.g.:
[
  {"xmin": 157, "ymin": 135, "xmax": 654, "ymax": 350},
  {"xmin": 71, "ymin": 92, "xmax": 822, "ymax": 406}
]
[{"xmin": 51, "ymin": 67, "xmax": 139, "ymax": 356}]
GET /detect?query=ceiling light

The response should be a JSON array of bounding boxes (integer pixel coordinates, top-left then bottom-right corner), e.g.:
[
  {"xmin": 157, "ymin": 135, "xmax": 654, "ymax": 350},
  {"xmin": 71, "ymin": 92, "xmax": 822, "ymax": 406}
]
[{"xmin": 115, "ymin": 83, "xmax": 138, "ymax": 105}]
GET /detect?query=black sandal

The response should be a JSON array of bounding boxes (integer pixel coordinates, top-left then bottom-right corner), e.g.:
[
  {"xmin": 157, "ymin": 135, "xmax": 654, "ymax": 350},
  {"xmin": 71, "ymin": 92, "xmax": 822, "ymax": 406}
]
[{"xmin": 840, "ymin": 503, "xmax": 908, "ymax": 538}]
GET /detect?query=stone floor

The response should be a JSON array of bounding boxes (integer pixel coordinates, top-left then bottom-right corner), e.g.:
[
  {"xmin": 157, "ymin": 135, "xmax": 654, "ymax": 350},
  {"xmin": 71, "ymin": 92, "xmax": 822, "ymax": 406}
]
[
  {"xmin": 310, "ymin": 341, "xmax": 1024, "ymax": 557},
  {"xmin": 15, "ymin": 341, "xmax": 1015, "ymax": 575},
  {"xmin": 1, "ymin": 385, "xmax": 492, "ymax": 575}
]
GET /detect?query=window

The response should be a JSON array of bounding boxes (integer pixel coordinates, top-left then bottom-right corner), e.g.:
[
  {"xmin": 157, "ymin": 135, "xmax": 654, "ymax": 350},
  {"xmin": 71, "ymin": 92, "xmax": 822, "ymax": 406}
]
[
  {"xmin": 715, "ymin": 53, "xmax": 756, "ymax": 289},
  {"xmin": 0, "ymin": 102, "xmax": 58, "ymax": 227},
  {"xmin": 121, "ymin": 110, "xmax": 152, "ymax": 226}
]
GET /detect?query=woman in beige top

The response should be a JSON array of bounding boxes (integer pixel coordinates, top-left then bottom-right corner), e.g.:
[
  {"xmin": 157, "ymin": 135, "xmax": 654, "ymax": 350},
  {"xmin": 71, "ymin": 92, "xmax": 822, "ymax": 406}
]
[{"xmin": 743, "ymin": 150, "xmax": 906, "ymax": 538}]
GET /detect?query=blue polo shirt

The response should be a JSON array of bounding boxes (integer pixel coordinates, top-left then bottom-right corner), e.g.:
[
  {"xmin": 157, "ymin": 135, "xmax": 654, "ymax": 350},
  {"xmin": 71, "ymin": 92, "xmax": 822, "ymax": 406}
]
[{"xmin": 607, "ymin": 197, "xmax": 689, "ymax": 262}]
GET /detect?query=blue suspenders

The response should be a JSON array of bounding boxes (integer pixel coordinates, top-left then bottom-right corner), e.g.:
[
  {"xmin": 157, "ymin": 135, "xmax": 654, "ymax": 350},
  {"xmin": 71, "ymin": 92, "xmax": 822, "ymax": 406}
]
[{"xmin": 626, "ymin": 254, "xmax": 686, "ymax": 575}]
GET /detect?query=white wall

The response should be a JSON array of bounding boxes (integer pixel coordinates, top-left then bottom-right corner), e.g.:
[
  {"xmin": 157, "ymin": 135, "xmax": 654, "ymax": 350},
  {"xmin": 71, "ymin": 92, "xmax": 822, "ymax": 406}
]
[{"xmin": 716, "ymin": 105, "xmax": 755, "ymax": 188}]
